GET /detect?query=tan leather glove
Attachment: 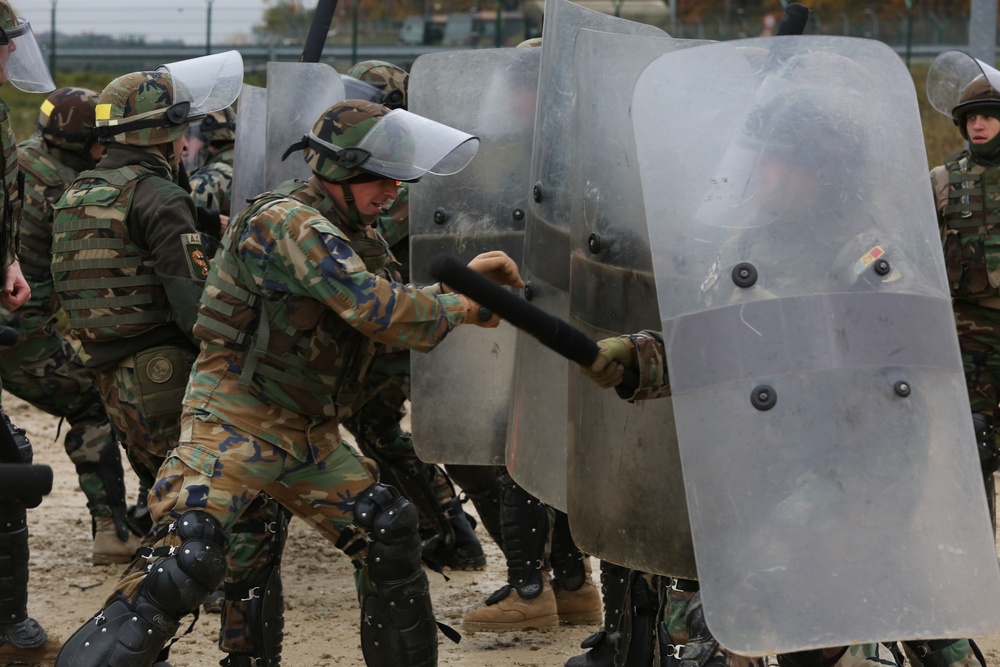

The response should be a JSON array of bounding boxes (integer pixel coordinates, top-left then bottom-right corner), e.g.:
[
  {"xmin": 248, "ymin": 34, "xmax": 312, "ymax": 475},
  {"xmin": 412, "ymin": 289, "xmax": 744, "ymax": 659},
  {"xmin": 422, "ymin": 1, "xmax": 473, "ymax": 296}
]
[
  {"xmin": 465, "ymin": 251, "xmax": 525, "ymax": 288},
  {"xmin": 581, "ymin": 337, "xmax": 635, "ymax": 389},
  {"xmin": 459, "ymin": 294, "xmax": 501, "ymax": 328}
]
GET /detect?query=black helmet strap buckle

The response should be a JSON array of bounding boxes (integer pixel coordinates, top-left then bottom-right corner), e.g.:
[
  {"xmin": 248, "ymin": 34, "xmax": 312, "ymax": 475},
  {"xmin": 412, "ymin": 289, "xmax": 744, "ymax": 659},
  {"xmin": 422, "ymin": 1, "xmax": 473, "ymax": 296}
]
[
  {"xmin": 164, "ymin": 101, "xmax": 191, "ymax": 125},
  {"xmin": 281, "ymin": 134, "xmax": 372, "ymax": 169}
]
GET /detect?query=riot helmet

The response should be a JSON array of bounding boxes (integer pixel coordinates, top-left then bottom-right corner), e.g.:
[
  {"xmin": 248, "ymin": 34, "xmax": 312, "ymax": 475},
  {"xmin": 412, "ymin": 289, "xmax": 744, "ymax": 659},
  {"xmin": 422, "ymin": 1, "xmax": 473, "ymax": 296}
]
[
  {"xmin": 348, "ymin": 60, "xmax": 409, "ymax": 110},
  {"xmin": 0, "ymin": 0, "xmax": 54, "ymax": 93},
  {"xmin": 928, "ymin": 49, "xmax": 1000, "ymax": 140},
  {"xmin": 285, "ymin": 99, "xmax": 479, "ymax": 185},
  {"xmin": 94, "ymin": 51, "xmax": 243, "ymax": 146},
  {"xmin": 37, "ymin": 87, "xmax": 100, "ymax": 156},
  {"xmin": 182, "ymin": 106, "xmax": 236, "ymax": 173}
]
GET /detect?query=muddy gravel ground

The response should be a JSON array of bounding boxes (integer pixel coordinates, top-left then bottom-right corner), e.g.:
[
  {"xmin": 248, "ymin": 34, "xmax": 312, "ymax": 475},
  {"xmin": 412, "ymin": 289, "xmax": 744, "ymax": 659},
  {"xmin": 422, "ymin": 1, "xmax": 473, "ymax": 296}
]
[{"xmin": 8, "ymin": 393, "xmax": 1000, "ymax": 666}]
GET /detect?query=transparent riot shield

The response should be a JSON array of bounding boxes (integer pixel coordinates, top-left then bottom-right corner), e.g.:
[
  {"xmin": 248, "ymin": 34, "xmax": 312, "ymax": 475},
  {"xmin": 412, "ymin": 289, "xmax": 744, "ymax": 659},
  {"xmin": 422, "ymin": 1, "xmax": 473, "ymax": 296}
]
[
  {"xmin": 634, "ymin": 36, "xmax": 1000, "ymax": 654},
  {"xmin": 566, "ymin": 29, "xmax": 707, "ymax": 577},
  {"xmin": 508, "ymin": 0, "xmax": 667, "ymax": 511},
  {"xmin": 265, "ymin": 62, "xmax": 346, "ymax": 190},
  {"xmin": 408, "ymin": 48, "xmax": 540, "ymax": 466},
  {"xmin": 230, "ymin": 83, "xmax": 266, "ymax": 219}
]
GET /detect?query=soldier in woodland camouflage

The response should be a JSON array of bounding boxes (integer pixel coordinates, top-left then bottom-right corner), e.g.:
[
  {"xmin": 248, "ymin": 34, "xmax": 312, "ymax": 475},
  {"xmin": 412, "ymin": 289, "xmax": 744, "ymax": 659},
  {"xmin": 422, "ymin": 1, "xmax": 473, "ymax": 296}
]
[
  {"xmin": 0, "ymin": 1, "xmax": 60, "ymax": 663},
  {"xmin": 185, "ymin": 106, "xmax": 236, "ymax": 218},
  {"xmin": 50, "ymin": 59, "xmax": 287, "ymax": 667},
  {"xmin": 57, "ymin": 98, "xmax": 521, "ymax": 667},
  {"xmin": 928, "ymin": 52, "xmax": 1000, "ymax": 530},
  {"xmin": 0, "ymin": 86, "xmax": 142, "ymax": 566}
]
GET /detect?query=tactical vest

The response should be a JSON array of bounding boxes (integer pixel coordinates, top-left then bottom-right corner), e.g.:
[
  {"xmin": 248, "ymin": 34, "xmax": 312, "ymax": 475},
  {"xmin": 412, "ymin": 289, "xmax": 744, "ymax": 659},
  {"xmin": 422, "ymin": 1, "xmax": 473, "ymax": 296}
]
[
  {"xmin": 194, "ymin": 180, "xmax": 394, "ymax": 418},
  {"xmin": 940, "ymin": 151, "xmax": 1000, "ymax": 298},
  {"xmin": 50, "ymin": 166, "xmax": 173, "ymax": 342},
  {"xmin": 17, "ymin": 138, "xmax": 78, "ymax": 282},
  {"xmin": 0, "ymin": 101, "xmax": 21, "ymax": 267}
]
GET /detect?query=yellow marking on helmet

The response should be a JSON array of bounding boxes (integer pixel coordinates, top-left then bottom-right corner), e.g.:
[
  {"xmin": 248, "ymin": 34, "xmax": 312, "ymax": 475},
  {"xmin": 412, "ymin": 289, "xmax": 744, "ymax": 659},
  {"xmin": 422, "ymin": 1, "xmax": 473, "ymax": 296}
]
[
  {"xmin": 39, "ymin": 99, "xmax": 54, "ymax": 117},
  {"xmin": 95, "ymin": 104, "xmax": 112, "ymax": 121}
]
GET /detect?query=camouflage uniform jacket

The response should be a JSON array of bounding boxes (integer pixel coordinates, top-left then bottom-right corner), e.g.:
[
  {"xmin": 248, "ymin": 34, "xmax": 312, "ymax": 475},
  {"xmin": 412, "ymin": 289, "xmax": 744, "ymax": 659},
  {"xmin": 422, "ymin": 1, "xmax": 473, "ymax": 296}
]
[
  {"xmin": 375, "ymin": 183, "xmax": 409, "ymax": 281},
  {"xmin": 186, "ymin": 176, "xmax": 467, "ymax": 463},
  {"xmin": 189, "ymin": 144, "xmax": 234, "ymax": 214},
  {"xmin": 0, "ymin": 98, "xmax": 20, "ymax": 269},
  {"xmin": 9, "ymin": 134, "xmax": 92, "ymax": 332},
  {"xmin": 931, "ymin": 148, "xmax": 1000, "ymax": 303},
  {"xmin": 51, "ymin": 144, "xmax": 208, "ymax": 369}
]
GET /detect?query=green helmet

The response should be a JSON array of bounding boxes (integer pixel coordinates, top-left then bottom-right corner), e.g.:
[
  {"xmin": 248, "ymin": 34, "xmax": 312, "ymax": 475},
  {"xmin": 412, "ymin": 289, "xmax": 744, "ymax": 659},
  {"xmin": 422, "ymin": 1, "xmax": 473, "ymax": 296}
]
[
  {"xmin": 0, "ymin": 0, "xmax": 15, "ymax": 32},
  {"xmin": 198, "ymin": 106, "xmax": 236, "ymax": 144},
  {"xmin": 953, "ymin": 75, "xmax": 1000, "ymax": 139},
  {"xmin": 348, "ymin": 60, "xmax": 408, "ymax": 110},
  {"xmin": 94, "ymin": 70, "xmax": 194, "ymax": 146},
  {"xmin": 37, "ymin": 86, "xmax": 99, "ymax": 154},
  {"xmin": 301, "ymin": 100, "xmax": 392, "ymax": 182}
]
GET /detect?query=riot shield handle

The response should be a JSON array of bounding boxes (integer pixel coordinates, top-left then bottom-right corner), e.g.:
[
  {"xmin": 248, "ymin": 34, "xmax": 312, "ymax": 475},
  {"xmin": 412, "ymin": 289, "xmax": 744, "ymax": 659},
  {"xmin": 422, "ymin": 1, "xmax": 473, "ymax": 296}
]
[{"xmin": 429, "ymin": 253, "xmax": 640, "ymax": 396}]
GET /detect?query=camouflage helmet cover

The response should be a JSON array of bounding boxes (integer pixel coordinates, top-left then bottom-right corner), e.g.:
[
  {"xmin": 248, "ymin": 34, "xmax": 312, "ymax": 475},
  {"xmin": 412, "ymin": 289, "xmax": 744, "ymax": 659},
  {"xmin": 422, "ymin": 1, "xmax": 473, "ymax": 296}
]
[
  {"xmin": 302, "ymin": 99, "xmax": 389, "ymax": 182},
  {"xmin": 348, "ymin": 60, "xmax": 409, "ymax": 110},
  {"xmin": 0, "ymin": 0, "xmax": 15, "ymax": 32},
  {"xmin": 37, "ymin": 86, "xmax": 99, "ymax": 153},
  {"xmin": 94, "ymin": 70, "xmax": 192, "ymax": 146},
  {"xmin": 199, "ymin": 106, "xmax": 236, "ymax": 144}
]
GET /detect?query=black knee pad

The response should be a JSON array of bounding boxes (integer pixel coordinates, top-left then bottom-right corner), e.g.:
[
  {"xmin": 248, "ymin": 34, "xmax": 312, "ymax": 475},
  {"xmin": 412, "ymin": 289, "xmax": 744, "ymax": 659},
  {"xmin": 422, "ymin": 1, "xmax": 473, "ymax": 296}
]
[
  {"xmin": 354, "ymin": 484, "xmax": 437, "ymax": 667},
  {"xmin": 354, "ymin": 483, "xmax": 422, "ymax": 583},
  {"xmin": 56, "ymin": 511, "xmax": 228, "ymax": 667}
]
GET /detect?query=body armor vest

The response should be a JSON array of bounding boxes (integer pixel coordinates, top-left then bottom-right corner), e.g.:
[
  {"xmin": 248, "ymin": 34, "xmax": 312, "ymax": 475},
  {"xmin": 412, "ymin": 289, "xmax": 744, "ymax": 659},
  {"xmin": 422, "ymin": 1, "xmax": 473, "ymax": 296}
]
[
  {"xmin": 0, "ymin": 102, "xmax": 21, "ymax": 268},
  {"xmin": 18, "ymin": 138, "xmax": 78, "ymax": 282},
  {"xmin": 940, "ymin": 151, "xmax": 1000, "ymax": 299},
  {"xmin": 194, "ymin": 180, "xmax": 394, "ymax": 418},
  {"xmin": 51, "ymin": 165, "xmax": 173, "ymax": 341}
]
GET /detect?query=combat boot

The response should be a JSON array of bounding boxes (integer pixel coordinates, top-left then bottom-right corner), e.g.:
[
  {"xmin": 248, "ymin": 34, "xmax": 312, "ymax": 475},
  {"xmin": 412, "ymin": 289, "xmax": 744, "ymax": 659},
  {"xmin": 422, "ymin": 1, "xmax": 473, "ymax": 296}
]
[
  {"xmin": 462, "ymin": 580, "xmax": 559, "ymax": 633},
  {"xmin": 0, "ymin": 629, "xmax": 62, "ymax": 665},
  {"xmin": 550, "ymin": 511, "xmax": 602, "ymax": 625},
  {"xmin": 422, "ymin": 497, "xmax": 487, "ymax": 570},
  {"xmin": 92, "ymin": 516, "xmax": 143, "ymax": 565}
]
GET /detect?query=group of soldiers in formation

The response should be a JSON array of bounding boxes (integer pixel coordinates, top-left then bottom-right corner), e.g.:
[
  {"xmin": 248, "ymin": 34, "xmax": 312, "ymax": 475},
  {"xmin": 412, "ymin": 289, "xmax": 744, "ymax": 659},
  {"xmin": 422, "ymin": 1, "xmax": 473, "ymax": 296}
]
[{"xmin": 0, "ymin": 0, "xmax": 995, "ymax": 666}]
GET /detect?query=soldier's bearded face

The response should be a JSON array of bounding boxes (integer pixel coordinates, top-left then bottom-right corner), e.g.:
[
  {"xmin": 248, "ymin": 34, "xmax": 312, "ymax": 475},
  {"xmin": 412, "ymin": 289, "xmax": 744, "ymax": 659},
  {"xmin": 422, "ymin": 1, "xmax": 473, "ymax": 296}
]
[{"xmin": 966, "ymin": 112, "xmax": 1000, "ymax": 145}]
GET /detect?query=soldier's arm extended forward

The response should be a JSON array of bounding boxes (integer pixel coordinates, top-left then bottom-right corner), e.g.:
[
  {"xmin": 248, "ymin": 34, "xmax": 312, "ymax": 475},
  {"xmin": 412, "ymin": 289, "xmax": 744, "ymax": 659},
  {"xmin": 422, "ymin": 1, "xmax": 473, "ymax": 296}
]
[
  {"xmin": 245, "ymin": 204, "xmax": 516, "ymax": 352},
  {"xmin": 585, "ymin": 332, "xmax": 671, "ymax": 401}
]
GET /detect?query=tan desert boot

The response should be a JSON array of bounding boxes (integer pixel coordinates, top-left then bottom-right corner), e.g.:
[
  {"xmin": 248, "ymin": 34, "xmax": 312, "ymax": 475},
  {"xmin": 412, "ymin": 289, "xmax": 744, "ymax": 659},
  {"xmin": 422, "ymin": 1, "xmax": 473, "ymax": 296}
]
[
  {"xmin": 553, "ymin": 559, "xmax": 603, "ymax": 625},
  {"xmin": 92, "ymin": 516, "xmax": 142, "ymax": 565},
  {"xmin": 462, "ymin": 582, "xmax": 559, "ymax": 633}
]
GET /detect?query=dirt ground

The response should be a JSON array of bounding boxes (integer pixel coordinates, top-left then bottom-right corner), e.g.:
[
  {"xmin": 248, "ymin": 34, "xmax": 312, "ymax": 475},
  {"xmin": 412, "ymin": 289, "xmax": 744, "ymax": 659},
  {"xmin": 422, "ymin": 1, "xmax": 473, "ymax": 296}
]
[{"xmin": 9, "ymin": 392, "xmax": 1000, "ymax": 667}]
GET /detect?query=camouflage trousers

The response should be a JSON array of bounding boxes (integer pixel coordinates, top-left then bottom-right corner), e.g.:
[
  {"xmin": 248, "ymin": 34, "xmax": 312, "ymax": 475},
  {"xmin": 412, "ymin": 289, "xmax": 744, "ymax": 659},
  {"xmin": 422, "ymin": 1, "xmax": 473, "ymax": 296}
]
[
  {"xmin": 113, "ymin": 413, "xmax": 379, "ymax": 652},
  {"xmin": 661, "ymin": 587, "xmax": 981, "ymax": 667},
  {"xmin": 342, "ymin": 350, "xmax": 453, "ymax": 506},
  {"xmin": 0, "ymin": 319, "xmax": 120, "ymax": 517},
  {"xmin": 954, "ymin": 300, "xmax": 1000, "ymax": 420},
  {"xmin": 96, "ymin": 357, "xmax": 282, "ymax": 654}
]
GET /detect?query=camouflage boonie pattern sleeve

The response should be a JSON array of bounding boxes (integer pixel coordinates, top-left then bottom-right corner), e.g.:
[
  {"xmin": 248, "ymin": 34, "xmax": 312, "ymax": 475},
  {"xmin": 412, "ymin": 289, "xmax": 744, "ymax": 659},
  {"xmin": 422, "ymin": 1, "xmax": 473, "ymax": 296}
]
[
  {"xmin": 375, "ymin": 184, "xmax": 410, "ymax": 281},
  {"xmin": 930, "ymin": 165, "xmax": 950, "ymax": 222},
  {"xmin": 625, "ymin": 330, "xmax": 671, "ymax": 401},
  {"xmin": 249, "ymin": 199, "xmax": 465, "ymax": 349},
  {"xmin": 188, "ymin": 160, "xmax": 233, "ymax": 214}
]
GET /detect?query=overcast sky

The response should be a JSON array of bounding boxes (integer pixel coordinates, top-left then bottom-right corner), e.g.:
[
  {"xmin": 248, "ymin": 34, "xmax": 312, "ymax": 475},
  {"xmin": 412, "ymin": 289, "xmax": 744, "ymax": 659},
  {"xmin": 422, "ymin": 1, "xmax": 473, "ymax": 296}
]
[{"xmin": 23, "ymin": 0, "xmax": 281, "ymax": 45}]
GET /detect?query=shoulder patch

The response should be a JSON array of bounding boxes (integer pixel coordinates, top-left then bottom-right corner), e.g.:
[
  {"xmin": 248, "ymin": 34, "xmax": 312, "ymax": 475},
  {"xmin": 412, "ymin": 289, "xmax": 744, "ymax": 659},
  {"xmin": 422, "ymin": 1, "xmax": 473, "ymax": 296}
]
[{"xmin": 182, "ymin": 232, "xmax": 211, "ymax": 279}]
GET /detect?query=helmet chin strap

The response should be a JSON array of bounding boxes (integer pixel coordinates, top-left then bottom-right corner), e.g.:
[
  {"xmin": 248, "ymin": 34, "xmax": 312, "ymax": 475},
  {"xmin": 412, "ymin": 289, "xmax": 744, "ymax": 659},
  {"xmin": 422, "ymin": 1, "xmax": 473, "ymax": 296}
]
[{"xmin": 338, "ymin": 180, "xmax": 366, "ymax": 231}]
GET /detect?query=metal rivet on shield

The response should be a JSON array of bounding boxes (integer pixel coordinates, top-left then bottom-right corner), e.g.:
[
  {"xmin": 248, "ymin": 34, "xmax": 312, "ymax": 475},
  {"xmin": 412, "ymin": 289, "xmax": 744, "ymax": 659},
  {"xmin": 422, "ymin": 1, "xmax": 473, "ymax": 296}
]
[
  {"xmin": 732, "ymin": 262, "xmax": 758, "ymax": 288},
  {"xmin": 533, "ymin": 182, "xmax": 543, "ymax": 203},
  {"xmin": 433, "ymin": 208, "xmax": 449, "ymax": 225},
  {"xmin": 873, "ymin": 258, "xmax": 891, "ymax": 276},
  {"xmin": 894, "ymin": 380, "xmax": 911, "ymax": 397},
  {"xmin": 588, "ymin": 233, "xmax": 603, "ymax": 254},
  {"xmin": 512, "ymin": 208, "xmax": 525, "ymax": 221},
  {"xmin": 750, "ymin": 385, "xmax": 776, "ymax": 411},
  {"xmin": 524, "ymin": 281, "xmax": 535, "ymax": 302}
]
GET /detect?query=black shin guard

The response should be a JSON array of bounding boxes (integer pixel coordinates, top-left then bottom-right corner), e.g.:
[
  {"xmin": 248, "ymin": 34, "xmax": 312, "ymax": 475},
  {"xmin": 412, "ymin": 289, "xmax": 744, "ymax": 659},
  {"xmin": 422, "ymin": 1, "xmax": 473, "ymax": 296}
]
[
  {"xmin": 566, "ymin": 561, "xmax": 631, "ymax": 667},
  {"xmin": 56, "ymin": 511, "xmax": 228, "ymax": 667},
  {"xmin": 445, "ymin": 464, "xmax": 505, "ymax": 550},
  {"xmin": 0, "ymin": 502, "xmax": 46, "ymax": 649},
  {"xmin": 353, "ymin": 483, "xmax": 437, "ymax": 667},
  {"xmin": 501, "ymin": 474, "xmax": 549, "ymax": 598},
  {"xmin": 550, "ymin": 510, "xmax": 586, "ymax": 591}
]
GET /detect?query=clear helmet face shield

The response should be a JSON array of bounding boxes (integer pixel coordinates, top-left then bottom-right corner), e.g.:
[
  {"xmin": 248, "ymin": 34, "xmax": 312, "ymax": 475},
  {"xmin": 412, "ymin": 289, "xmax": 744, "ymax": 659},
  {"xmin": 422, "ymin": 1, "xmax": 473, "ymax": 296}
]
[
  {"xmin": 340, "ymin": 75, "xmax": 385, "ymax": 104},
  {"xmin": 927, "ymin": 49, "xmax": 1000, "ymax": 118},
  {"xmin": 158, "ymin": 50, "xmax": 244, "ymax": 121},
  {"xmin": 182, "ymin": 122, "xmax": 211, "ymax": 174},
  {"xmin": 312, "ymin": 108, "xmax": 480, "ymax": 182},
  {"xmin": 0, "ymin": 19, "xmax": 54, "ymax": 93}
]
